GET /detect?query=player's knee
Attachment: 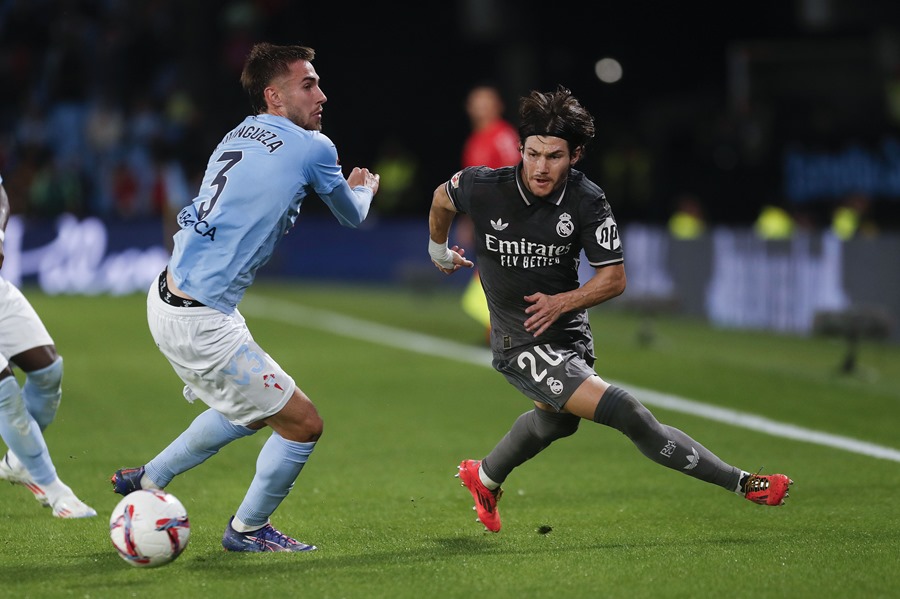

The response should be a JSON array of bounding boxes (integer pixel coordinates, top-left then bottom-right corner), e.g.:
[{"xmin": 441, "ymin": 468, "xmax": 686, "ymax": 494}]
[
  {"xmin": 26, "ymin": 357, "xmax": 63, "ymax": 389},
  {"xmin": 281, "ymin": 410, "xmax": 323, "ymax": 443},
  {"xmin": 304, "ymin": 412, "xmax": 324, "ymax": 442},
  {"xmin": 23, "ymin": 357, "xmax": 63, "ymax": 428},
  {"xmin": 264, "ymin": 387, "xmax": 322, "ymax": 442},
  {"xmin": 592, "ymin": 385, "xmax": 658, "ymax": 440},
  {"xmin": 532, "ymin": 408, "xmax": 580, "ymax": 443}
]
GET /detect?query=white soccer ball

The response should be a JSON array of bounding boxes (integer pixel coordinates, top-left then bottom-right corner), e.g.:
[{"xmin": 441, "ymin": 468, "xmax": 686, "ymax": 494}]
[{"xmin": 109, "ymin": 489, "xmax": 191, "ymax": 567}]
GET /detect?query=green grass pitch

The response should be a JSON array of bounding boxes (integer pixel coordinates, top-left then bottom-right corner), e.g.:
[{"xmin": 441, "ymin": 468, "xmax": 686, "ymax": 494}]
[{"xmin": 1, "ymin": 281, "xmax": 898, "ymax": 598}]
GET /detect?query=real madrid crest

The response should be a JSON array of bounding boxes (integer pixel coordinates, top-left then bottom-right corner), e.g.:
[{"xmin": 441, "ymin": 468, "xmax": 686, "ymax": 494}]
[
  {"xmin": 556, "ymin": 212, "xmax": 574, "ymax": 237},
  {"xmin": 546, "ymin": 377, "xmax": 564, "ymax": 395}
]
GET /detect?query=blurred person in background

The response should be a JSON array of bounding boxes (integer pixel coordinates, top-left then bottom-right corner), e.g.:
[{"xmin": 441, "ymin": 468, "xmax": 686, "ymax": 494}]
[
  {"xmin": 754, "ymin": 204, "xmax": 795, "ymax": 240},
  {"xmin": 149, "ymin": 142, "xmax": 193, "ymax": 252},
  {"xmin": 459, "ymin": 85, "xmax": 522, "ymax": 341},
  {"xmin": 462, "ymin": 85, "xmax": 521, "ymax": 169},
  {"xmin": 0, "ymin": 171, "xmax": 97, "ymax": 518},
  {"xmin": 668, "ymin": 192, "xmax": 707, "ymax": 240},
  {"xmin": 428, "ymin": 86, "xmax": 793, "ymax": 533},
  {"xmin": 110, "ymin": 43, "xmax": 380, "ymax": 552},
  {"xmin": 831, "ymin": 191, "xmax": 877, "ymax": 240},
  {"xmin": 371, "ymin": 137, "xmax": 419, "ymax": 215}
]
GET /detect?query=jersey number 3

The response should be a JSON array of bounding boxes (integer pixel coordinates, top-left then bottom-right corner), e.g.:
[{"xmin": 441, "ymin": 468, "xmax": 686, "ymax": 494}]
[{"xmin": 197, "ymin": 151, "xmax": 243, "ymax": 221}]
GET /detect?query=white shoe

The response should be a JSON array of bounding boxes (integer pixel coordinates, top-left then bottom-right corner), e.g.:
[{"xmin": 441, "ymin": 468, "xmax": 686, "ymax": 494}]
[
  {"xmin": 50, "ymin": 493, "xmax": 98, "ymax": 519},
  {"xmin": 0, "ymin": 452, "xmax": 50, "ymax": 507},
  {"xmin": 1, "ymin": 452, "xmax": 96, "ymax": 517}
]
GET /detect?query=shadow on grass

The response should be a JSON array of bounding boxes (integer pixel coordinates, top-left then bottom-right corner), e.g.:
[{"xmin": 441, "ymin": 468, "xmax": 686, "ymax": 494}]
[
  {"xmin": 216, "ymin": 531, "xmax": 764, "ymax": 573},
  {"xmin": 0, "ymin": 531, "xmax": 765, "ymax": 592}
]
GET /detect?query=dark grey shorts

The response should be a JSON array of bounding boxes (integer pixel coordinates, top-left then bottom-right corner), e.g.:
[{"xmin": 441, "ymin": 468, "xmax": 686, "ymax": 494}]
[{"xmin": 492, "ymin": 342, "xmax": 597, "ymax": 411}]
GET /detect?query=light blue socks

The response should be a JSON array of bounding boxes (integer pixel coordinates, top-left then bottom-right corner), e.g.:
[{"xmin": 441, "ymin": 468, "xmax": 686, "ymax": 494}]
[
  {"xmin": 22, "ymin": 357, "xmax": 63, "ymax": 430},
  {"xmin": 0, "ymin": 376, "xmax": 57, "ymax": 484},
  {"xmin": 144, "ymin": 408, "xmax": 255, "ymax": 487},
  {"xmin": 234, "ymin": 432, "xmax": 316, "ymax": 529}
]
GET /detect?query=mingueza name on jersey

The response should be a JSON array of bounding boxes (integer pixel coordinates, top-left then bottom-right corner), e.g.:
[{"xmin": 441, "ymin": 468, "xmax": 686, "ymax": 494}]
[
  {"xmin": 485, "ymin": 233, "xmax": 571, "ymax": 268},
  {"xmin": 221, "ymin": 125, "xmax": 284, "ymax": 153}
]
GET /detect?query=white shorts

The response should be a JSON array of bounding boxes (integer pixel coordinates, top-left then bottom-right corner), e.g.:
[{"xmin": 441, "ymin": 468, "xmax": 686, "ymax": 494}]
[
  {"xmin": 146, "ymin": 276, "xmax": 295, "ymax": 426},
  {"xmin": 0, "ymin": 277, "xmax": 55, "ymax": 372}
]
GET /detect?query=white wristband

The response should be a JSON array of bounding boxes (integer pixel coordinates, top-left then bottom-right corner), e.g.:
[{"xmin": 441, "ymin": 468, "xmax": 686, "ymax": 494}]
[
  {"xmin": 428, "ymin": 239, "xmax": 456, "ymax": 269},
  {"xmin": 0, "ymin": 228, "xmax": 5, "ymax": 243}
]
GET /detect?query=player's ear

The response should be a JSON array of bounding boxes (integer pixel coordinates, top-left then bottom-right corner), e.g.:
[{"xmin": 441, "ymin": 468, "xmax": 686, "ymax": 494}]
[
  {"xmin": 571, "ymin": 145, "xmax": 583, "ymax": 165},
  {"xmin": 264, "ymin": 85, "xmax": 281, "ymax": 110}
]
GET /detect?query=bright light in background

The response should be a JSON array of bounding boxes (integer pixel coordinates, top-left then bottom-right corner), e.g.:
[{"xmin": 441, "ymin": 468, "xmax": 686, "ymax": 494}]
[{"xmin": 594, "ymin": 57, "xmax": 623, "ymax": 84}]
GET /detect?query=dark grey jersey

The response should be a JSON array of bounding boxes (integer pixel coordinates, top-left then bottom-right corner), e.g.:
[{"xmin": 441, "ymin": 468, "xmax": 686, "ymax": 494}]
[{"xmin": 446, "ymin": 165, "xmax": 624, "ymax": 358}]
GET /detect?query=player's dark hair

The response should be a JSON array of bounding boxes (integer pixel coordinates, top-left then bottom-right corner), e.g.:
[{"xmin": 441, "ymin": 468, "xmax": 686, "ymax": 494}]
[
  {"xmin": 240, "ymin": 43, "xmax": 316, "ymax": 114},
  {"xmin": 518, "ymin": 86, "xmax": 595, "ymax": 154}
]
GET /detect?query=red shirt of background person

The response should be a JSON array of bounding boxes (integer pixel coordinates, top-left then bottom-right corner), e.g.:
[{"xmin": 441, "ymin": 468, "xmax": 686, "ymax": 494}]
[{"xmin": 461, "ymin": 86, "xmax": 520, "ymax": 168}]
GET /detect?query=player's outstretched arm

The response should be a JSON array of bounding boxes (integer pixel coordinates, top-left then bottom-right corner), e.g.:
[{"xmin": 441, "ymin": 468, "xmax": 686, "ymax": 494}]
[
  {"xmin": 346, "ymin": 166, "xmax": 380, "ymax": 193},
  {"xmin": 320, "ymin": 167, "xmax": 380, "ymax": 228}
]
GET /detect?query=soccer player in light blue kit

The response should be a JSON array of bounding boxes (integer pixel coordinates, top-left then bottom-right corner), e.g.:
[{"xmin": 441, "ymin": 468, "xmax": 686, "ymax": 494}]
[
  {"xmin": 0, "ymin": 172, "xmax": 97, "ymax": 518},
  {"xmin": 111, "ymin": 43, "xmax": 380, "ymax": 552}
]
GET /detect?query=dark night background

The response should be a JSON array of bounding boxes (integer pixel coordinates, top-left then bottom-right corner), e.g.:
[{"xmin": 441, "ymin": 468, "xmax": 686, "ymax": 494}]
[{"xmin": 3, "ymin": 0, "xmax": 900, "ymax": 230}]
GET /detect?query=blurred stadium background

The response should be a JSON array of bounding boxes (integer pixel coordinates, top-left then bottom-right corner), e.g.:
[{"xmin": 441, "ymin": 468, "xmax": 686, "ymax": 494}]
[
  {"xmin": 2, "ymin": 5, "xmax": 900, "ymax": 595},
  {"xmin": 1, "ymin": 0, "xmax": 899, "ymax": 343}
]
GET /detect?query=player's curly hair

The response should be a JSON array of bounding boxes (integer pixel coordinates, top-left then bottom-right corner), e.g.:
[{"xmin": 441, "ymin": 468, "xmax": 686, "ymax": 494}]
[
  {"xmin": 240, "ymin": 43, "xmax": 316, "ymax": 114},
  {"xmin": 518, "ymin": 86, "xmax": 595, "ymax": 153}
]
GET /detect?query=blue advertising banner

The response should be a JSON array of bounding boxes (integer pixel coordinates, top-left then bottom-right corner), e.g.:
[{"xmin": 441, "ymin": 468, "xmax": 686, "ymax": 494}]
[{"xmin": 4, "ymin": 214, "xmax": 898, "ymax": 342}]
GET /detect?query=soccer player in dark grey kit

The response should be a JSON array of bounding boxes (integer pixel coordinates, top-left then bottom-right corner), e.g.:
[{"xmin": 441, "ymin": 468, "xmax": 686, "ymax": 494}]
[{"xmin": 427, "ymin": 86, "xmax": 792, "ymax": 532}]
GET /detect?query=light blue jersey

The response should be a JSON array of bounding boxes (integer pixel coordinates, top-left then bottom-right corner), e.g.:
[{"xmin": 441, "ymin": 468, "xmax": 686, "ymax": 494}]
[{"xmin": 169, "ymin": 114, "xmax": 372, "ymax": 313}]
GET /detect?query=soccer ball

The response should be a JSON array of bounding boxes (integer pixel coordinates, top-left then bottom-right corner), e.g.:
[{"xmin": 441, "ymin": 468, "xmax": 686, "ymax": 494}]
[{"xmin": 109, "ymin": 489, "xmax": 191, "ymax": 567}]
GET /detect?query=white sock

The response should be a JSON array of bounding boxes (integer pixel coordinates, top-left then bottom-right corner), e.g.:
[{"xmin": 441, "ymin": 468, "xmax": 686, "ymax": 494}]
[
  {"xmin": 734, "ymin": 470, "xmax": 751, "ymax": 495},
  {"xmin": 478, "ymin": 464, "xmax": 500, "ymax": 490},
  {"xmin": 231, "ymin": 516, "xmax": 265, "ymax": 533},
  {"xmin": 140, "ymin": 473, "xmax": 162, "ymax": 490}
]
